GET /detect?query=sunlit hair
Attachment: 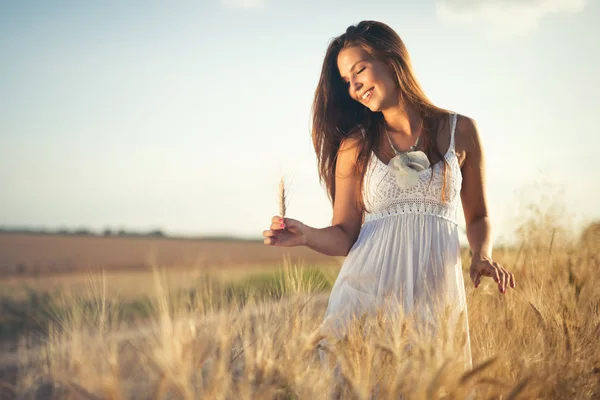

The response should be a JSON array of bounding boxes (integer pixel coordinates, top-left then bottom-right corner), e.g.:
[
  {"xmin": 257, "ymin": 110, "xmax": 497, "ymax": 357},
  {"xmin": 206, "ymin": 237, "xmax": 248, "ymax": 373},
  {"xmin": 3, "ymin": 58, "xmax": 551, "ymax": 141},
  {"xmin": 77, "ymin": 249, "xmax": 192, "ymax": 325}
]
[{"xmin": 311, "ymin": 20, "xmax": 451, "ymax": 215}]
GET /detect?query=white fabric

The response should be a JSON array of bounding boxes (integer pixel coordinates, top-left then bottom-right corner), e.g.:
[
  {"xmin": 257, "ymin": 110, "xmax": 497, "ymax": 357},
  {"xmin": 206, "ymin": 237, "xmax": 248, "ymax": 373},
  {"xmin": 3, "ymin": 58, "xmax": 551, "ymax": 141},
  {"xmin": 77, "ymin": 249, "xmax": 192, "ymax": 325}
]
[{"xmin": 320, "ymin": 113, "xmax": 472, "ymax": 369}]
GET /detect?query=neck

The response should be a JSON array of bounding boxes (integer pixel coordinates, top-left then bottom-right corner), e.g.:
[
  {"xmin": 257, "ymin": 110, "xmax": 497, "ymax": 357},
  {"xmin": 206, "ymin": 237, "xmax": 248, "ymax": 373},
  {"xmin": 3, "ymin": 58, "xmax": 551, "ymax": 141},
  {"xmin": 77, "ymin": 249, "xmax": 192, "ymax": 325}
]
[{"xmin": 381, "ymin": 102, "xmax": 422, "ymax": 138}]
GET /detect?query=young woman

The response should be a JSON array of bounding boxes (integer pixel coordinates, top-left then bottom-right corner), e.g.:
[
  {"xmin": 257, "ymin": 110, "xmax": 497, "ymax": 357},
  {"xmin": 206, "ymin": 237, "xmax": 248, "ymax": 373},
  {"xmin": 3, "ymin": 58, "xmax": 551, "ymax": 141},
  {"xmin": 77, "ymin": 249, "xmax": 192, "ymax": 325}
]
[{"xmin": 262, "ymin": 20, "xmax": 516, "ymax": 367}]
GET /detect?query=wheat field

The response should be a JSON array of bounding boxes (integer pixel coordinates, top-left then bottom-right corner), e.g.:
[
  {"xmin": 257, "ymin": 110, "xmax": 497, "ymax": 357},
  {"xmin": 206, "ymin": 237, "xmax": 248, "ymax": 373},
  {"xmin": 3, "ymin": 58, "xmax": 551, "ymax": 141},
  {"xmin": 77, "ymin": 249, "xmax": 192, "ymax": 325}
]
[{"xmin": 1, "ymin": 212, "xmax": 599, "ymax": 399}]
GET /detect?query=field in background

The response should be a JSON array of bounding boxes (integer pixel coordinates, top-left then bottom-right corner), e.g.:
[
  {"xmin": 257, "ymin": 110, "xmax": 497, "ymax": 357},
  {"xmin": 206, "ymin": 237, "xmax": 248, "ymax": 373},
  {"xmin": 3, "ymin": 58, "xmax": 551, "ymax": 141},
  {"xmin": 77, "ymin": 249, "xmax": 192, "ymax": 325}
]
[{"xmin": 0, "ymin": 233, "xmax": 343, "ymax": 278}]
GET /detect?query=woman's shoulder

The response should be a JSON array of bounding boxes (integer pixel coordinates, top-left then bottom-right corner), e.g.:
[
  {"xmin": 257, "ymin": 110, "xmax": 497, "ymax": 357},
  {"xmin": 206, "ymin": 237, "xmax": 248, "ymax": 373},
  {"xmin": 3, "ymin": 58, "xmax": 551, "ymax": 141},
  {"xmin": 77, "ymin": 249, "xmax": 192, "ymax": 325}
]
[
  {"xmin": 340, "ymin": 126, "xmax": 365, "ymax": 149},
  {"xmin": 452, "ymin": 113, "xmax": 483, "ymax": 162},
  {"xmin": 336, "ymin": 127, "xmax": 365, "ymax": 172},
  {"xmin": 433, "ymin": 110, "xmax": 477, "ymax": 138},
  {"xmin": 453, "ymin": 113, "xmax": 478, "ymax": 135}
]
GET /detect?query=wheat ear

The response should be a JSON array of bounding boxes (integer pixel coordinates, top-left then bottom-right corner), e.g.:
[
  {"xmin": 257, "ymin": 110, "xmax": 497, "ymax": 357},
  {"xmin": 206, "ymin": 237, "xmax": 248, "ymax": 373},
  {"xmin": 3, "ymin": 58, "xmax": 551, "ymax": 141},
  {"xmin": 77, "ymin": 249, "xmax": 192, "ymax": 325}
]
[{"xmin": 278, "ymin": 176, "xmax": 287, "ymax": 218}]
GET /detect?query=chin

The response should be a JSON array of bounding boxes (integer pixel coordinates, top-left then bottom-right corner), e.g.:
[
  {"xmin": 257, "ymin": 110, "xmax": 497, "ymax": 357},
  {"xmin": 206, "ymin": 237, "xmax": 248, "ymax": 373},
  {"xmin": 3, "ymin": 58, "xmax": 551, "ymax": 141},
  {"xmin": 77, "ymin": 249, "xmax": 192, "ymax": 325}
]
[{"xmin": 366, "ymin": 102, "xmax": 381, "ymax": 113}]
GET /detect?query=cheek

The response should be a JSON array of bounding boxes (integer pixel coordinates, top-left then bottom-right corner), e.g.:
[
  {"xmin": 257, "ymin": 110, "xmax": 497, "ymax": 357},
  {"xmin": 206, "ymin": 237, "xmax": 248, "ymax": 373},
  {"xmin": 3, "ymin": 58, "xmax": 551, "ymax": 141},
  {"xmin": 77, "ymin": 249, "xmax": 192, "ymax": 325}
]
[
  {"xmin": 365, "ymin": 69, "xmax": 378, "ymax": 84},
  {"xmin": 373, "ymin": 65, "xmax": 396, "ymax": 88}
]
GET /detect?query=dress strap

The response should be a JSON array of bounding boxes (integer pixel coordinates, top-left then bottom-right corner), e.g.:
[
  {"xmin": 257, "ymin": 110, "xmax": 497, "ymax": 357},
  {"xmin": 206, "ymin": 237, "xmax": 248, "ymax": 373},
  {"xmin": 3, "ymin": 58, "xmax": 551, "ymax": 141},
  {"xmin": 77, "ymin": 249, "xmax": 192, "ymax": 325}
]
[{"xmin": 448, "ymin": 112, "xmax": 457, "ymax": 153}]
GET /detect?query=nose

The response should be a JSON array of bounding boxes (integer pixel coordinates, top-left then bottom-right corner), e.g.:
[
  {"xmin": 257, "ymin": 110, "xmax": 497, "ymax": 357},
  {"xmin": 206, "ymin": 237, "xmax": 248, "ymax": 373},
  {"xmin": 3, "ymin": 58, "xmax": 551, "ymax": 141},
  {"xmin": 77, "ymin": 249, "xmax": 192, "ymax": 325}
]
[{"xmin": 350, "ymin": 79, "xmax": 363, "ymax": 96}]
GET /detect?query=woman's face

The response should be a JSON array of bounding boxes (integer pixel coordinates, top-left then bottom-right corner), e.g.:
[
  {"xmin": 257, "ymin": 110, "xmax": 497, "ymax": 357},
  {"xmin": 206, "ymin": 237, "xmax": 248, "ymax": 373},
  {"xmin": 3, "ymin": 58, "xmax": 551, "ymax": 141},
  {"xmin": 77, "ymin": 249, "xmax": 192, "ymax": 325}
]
[{"xmin": 337, "ymin": 45, "xmax": 398, "ymax": 112}]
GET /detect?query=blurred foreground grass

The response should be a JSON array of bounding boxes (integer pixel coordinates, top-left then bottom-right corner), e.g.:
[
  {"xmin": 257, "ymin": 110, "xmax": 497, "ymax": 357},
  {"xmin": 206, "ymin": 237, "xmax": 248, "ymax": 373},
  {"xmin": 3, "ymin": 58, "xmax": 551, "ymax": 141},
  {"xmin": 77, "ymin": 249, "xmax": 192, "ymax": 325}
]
[{"xmin": 0, "ymin": 263, "xmax": 336, "ymax": 343}]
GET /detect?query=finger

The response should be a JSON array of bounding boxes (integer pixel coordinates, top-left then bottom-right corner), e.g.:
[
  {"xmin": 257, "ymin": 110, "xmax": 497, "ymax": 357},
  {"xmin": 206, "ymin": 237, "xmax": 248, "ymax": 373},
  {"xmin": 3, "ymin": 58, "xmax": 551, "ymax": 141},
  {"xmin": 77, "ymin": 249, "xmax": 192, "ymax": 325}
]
[
  {"xmin": 282, "ymin": 218, "xmax": 301, "ymax": 232},
  {"xmin": 282, "ymin": 217, "xmax": 294, "ymax": 227},
  {"xmin": 263, "ymin": 236, "xmax": 278, "ymax": 245},
  {"xmin": 469, "ymin": 267, "xmax": 478, "ymax": 285},
  {"xmin": 500, "ymin": 267, "xmax": 513, "ymax": 292},
  {"xmin": 509, "ymin": 271, "xmax": 516, "ymax": 288},
  {"xmin": 469, "ymin": 264, "xmax": 480, "ymax": 287},
  {"xmin": 495, "ymin": 264, "xmax": 506, "ymax": 293},
  {"xmin": 271, "ymin": 215, "xmax": 284, "ymax": 223},
  {"xmin": 499, "ymin": 264, "xmax": 510, "ymax": 293},
  {"xmin": 474, "ymin": 271, "xmax": 481, "ymax": 288},
  {"xmin": 262, "ymin": 230, "xmax": 278, "ymax": 238},
  {"xmin": 487, "ymin": 264, "xmax": 500, "ymax": 284},
  {"xmin": 270, "ymin": 221, "xmax": 286, "ymax": 230},
  {"xmin": 469, "ymin": 261, "xmax": 483, "ymax": 288}
]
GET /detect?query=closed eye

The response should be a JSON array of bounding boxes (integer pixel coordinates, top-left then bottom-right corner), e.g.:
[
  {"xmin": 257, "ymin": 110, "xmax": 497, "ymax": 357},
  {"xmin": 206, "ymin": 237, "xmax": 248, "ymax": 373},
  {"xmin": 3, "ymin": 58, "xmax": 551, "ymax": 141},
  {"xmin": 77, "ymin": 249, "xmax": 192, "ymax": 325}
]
[{"xmin": 342, "ymin": 66, "xmax": 366, "ymax": 86}]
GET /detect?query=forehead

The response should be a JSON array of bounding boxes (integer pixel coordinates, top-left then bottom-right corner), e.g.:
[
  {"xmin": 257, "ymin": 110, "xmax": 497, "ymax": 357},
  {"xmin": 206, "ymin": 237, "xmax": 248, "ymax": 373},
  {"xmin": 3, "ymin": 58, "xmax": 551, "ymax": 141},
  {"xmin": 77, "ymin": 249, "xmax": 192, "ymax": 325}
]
[{"xmin": 337, "ymin": 46, "xmax": 372, "ymax": 77}]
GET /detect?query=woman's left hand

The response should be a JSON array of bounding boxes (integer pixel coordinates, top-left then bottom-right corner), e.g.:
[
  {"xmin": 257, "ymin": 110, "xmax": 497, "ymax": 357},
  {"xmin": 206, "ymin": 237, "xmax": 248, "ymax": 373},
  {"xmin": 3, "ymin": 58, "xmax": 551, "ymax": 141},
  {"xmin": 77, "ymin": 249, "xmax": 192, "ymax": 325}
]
[{"xmin": 470, "ymin": 254, "xmax": 516, "ymax": 294}]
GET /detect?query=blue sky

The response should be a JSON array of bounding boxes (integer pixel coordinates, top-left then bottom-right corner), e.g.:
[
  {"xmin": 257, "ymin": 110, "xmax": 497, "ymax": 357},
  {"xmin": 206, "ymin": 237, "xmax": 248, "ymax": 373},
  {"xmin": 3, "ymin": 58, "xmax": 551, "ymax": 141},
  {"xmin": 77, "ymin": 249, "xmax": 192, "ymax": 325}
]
[{"xmin": 1, "ymin": 0, "xmax": 598, "ymax": 245}]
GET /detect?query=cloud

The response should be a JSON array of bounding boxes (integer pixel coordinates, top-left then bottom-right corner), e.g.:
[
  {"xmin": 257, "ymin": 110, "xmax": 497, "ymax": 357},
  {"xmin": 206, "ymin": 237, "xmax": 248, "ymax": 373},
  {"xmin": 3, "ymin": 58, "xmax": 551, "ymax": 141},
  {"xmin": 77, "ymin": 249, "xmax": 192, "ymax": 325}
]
[
  {"xmin": 436, "ymin": 0, "xmax": 588, "ymax": 39},
  {"xmin": 221, "ymin": 0, "xmax": 266, "ymax": 9}
]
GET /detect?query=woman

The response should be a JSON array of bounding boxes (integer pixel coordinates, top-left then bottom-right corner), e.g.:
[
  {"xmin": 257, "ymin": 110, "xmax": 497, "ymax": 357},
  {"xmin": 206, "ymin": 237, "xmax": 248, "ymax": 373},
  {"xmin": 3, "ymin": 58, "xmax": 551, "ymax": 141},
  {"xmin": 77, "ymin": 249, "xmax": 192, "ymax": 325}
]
[{"xmin": 262, "ymin": 20, "xmax": 516, "ymax": 368}]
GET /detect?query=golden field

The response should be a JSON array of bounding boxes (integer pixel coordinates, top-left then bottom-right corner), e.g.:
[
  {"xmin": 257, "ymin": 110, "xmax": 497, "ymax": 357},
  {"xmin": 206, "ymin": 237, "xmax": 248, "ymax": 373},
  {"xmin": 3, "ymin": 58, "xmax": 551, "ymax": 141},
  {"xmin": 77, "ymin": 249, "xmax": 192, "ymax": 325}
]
[{"xmin": 0, "ymin": 211, "xmax": 598, "ymax": 399}]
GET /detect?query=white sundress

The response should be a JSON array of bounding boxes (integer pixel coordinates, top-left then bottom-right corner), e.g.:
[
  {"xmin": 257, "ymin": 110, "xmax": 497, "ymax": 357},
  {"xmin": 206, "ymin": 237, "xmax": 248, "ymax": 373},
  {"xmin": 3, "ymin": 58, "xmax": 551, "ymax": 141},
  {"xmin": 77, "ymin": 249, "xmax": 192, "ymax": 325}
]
[{"xmin": 320, "ymin": 112, "xmax": 472, "ymax": 370}]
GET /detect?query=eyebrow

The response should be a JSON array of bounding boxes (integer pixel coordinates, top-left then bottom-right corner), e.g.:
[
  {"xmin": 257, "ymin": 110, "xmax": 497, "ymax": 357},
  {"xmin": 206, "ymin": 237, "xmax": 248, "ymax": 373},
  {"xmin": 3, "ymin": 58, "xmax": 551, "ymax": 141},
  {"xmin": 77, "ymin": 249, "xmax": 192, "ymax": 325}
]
[{"xmin": 340, "ymin": 60, "xmax": 365, "ymax": 81}]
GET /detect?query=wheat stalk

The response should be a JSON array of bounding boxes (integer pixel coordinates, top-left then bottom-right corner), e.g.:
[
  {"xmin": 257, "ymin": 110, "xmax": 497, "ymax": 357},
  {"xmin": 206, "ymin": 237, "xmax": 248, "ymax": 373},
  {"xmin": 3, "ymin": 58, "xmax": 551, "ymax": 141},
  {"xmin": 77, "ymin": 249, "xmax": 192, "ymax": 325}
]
[
  {"xmin": 506, "ymin": 375, "xmax": 532, "ymax": 400},
  {"xmin": 278, "ymin": 176, "xmax": 287, "ymax": 218},
  {"xmin": 529, "ymin": 301, "xmax": 545, "ymax": 327},
  {"xmin": 459, "ymin": 356, "xmax": 498, "ymax": 386}
]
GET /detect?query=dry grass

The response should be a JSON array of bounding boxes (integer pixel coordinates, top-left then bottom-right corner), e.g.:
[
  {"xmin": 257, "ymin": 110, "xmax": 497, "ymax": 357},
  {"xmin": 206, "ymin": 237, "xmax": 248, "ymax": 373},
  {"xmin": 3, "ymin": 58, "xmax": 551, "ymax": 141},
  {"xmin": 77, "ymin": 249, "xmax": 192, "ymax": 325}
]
[
  {"xmin": 3, "ymin": 230, "xmax": 598, "ymax": 399},
  {"xmin": 2, "ymin": 193, "xmax": 600, "ymax": 399}
]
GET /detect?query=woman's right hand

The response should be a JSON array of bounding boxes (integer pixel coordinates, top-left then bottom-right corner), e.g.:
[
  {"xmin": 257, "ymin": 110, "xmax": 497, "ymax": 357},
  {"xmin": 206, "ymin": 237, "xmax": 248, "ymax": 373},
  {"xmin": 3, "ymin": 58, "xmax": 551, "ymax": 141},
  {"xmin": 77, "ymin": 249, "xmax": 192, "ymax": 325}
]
[{"xmin": 263, "ymin": 216, "xmax": 308, "ymax": 247}]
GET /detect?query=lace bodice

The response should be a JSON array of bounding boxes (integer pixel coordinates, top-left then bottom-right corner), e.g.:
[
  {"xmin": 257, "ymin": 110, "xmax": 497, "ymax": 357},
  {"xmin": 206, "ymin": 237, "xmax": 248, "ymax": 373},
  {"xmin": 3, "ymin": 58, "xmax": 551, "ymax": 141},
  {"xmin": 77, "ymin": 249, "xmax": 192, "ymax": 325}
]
[{"xmin": 362, "ymin": 113, "xmax": 462, "ymax": 225}]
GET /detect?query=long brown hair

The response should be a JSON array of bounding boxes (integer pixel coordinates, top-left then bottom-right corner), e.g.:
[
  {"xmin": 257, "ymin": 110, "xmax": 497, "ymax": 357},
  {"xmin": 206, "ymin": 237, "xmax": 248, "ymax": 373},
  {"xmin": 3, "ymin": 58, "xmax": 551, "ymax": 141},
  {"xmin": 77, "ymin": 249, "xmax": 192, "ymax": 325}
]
[{"xmin": 311, "ymin": 20, "xmax": 452, "ymax": 214}]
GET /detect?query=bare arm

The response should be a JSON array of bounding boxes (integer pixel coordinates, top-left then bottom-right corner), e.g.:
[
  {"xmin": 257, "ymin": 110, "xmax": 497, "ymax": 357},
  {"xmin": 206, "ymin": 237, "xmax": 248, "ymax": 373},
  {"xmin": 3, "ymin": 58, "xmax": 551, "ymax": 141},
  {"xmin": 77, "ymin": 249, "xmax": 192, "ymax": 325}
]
[
  {"xmin": 304, "ymin": 135, "xmax": 364, "ymax": 256},
  {"xmin": 262, "ymin": 135, "xmax": 364, "ymax": 257},
  {"xmin": 458, "ymin": 116, "xmax": 492, "ymax": 258},
  {"xmin": 458, "ymin": 116, "xmax": 516, "ymax": 293}
]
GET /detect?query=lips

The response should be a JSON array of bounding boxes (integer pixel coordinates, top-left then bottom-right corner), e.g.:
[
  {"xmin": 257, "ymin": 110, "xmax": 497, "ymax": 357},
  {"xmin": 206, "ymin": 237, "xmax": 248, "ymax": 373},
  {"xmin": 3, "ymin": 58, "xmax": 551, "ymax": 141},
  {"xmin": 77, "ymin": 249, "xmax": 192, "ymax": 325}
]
[{"xmin": 361, "ymin": 87, "xmax": 374, "ymax": 103}]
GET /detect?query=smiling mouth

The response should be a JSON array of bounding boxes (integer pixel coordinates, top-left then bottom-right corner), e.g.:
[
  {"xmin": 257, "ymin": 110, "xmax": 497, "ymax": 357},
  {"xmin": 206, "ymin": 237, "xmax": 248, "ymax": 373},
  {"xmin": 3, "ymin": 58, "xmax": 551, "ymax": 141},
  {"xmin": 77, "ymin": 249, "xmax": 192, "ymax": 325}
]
[{"xmin": 361, "ymin": 87, "xmax": 374, "ymax": 102}]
